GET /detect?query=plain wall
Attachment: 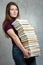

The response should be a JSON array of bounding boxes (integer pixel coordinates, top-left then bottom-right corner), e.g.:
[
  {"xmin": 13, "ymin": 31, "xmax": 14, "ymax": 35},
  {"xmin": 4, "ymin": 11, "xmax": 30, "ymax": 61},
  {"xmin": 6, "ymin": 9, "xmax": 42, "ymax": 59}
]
[{"xmin": 0, "ymin": 0, "xmax": 43, "ymax": 65}]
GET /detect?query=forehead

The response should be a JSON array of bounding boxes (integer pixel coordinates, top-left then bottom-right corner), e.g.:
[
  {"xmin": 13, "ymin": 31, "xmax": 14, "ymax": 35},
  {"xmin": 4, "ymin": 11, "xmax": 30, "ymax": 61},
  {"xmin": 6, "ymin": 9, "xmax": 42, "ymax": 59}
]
[{"xmin": 10, "ymin": 5, "xmax": 17, "ymax": 9}]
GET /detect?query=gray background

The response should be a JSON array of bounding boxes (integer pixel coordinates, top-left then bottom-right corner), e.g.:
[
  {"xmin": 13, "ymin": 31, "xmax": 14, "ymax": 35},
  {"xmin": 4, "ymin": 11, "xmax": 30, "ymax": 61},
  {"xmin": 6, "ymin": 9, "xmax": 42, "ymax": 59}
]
[{"xmin": 0, "ymin": 0, "xmax": 43, "ymax": 65}]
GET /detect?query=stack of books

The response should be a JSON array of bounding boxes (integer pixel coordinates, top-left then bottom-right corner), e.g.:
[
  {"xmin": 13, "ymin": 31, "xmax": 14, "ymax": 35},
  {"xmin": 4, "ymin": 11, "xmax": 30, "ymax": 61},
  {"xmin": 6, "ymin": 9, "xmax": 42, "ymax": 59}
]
[{"xmin": 12, "ymin": 19, "xmax": 40, "ymax": 57}]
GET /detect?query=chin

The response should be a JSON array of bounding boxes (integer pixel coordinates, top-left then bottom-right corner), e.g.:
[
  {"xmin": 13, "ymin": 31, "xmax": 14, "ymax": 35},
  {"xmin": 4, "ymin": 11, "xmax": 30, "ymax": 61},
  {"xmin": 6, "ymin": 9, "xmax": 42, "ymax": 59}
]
[{"xmin": 13, "ymin": 16, "xmax": 17, "ymax": 18}]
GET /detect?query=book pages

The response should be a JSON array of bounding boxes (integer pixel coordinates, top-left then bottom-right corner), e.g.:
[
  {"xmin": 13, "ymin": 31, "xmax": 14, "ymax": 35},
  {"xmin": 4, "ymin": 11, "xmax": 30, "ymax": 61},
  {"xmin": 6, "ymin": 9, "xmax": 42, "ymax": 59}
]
[{"xmin": 12, "ymin": 19, "xmax": 40, "ymax": 58}]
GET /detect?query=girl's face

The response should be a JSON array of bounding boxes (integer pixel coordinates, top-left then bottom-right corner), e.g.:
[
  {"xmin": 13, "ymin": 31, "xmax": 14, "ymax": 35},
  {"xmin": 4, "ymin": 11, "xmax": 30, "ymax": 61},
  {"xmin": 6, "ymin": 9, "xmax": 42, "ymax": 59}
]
[{"xmin": 10, "ymin": 5, "xmax": 18, "ymax": 18}]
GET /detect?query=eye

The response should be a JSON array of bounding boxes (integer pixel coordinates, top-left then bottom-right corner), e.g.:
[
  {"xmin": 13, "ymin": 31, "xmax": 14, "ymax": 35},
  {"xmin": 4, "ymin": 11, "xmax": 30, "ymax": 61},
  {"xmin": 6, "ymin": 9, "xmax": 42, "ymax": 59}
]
[
  {"xmin": 10, "ymin": 8, "xmax": 18, "ymax": 11},
  {"xmin": 15, "ymin": 9, "xmax": 18, "ymax": 10},
  {"xmin": 10, "ymin": 9, "xmax": 14, "ymax": 10}
]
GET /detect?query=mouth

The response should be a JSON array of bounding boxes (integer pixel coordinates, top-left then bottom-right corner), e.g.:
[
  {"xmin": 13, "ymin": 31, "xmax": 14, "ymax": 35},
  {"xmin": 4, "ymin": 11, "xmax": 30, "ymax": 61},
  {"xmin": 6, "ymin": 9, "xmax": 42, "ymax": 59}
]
[{"xmin": 13, "ymin": 14, "xmax": 17, "ymax": 15}]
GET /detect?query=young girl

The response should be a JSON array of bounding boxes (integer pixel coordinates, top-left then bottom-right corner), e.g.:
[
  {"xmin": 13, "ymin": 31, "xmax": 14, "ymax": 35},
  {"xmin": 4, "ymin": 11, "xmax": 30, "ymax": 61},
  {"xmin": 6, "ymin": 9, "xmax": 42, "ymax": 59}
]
[{"xmin": 2, "ymin": 2, "xmax": 36, "ymax": 65}]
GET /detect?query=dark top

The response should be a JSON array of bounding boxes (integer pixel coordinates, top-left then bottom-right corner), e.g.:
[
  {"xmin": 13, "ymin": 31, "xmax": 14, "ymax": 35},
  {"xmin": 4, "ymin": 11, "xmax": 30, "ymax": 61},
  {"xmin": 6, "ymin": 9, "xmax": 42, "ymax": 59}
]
[{"xmin": 4, "ymin": 19, "xmax": 21, "ymax": 46}]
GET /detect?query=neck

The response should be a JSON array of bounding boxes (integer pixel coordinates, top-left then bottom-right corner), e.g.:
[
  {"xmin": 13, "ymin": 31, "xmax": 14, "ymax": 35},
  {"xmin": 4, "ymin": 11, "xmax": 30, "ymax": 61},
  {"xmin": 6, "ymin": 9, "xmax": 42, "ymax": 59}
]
[{"xmin": 11, "ymin": 17, "xmax": 16, "ymax": 23}]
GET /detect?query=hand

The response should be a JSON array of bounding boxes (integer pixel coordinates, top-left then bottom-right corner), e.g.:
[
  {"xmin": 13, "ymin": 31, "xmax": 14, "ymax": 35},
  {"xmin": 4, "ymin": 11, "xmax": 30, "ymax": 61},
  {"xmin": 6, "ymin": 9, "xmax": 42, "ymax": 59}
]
[{"xmin": 23, "ymin": 49, "xmax": 31, "ymax": 58}]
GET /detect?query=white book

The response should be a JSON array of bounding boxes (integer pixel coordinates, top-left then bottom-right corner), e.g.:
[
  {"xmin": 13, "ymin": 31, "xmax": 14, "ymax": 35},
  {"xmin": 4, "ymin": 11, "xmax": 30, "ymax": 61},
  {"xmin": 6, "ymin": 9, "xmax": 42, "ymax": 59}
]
[
  {"xmin": 30, "ymin": 48, "xmax": 40, "ymax": 53},
  {"xmin": 21, "ymin": 38, "xmax": 38, "ymax": 42},
  {"xmin": 31, "ymin": 52, "xmax": 40, "ymax": 57},
  {"xmin": 16, "ymin": 25, "xmax": 34, "ymax": 31},
  {"xmin": 12, "ymin": 19, "xmax": 29, "ymax": 26},
  {"xmin": 20, "ymin": 35, "xmax": 37, "ymax": 41},
  {"xmin": 15, "ymin": 25, "xmax": 32, "ymax": 30},
  {"xmin": 19, "ymin": 33, "xmax": 37, "ymax": 39},
  {"xmin": 22, "ymin": 40, "xmax": 38, "ymax": 46},
  {"xmin": 29, "ymin": 46, "xmax": 40, "ymax": 50},
  {"xmin": 23, "ymin": 42, "xmax": 39, "ymax": 47},
  {"xmin": 18, "ymin": 28, "xmax": 34, "ymax": 34},
  {"xmin": 18, "ymin": 31, "xmax": 36, "ymax": 37},
  {"xmin": 25, "ymin": 47, "xmax": 40, "ymax": 53},
  {"xmin": 13, "ymin": 23, "xmax": 30, "ymax": 29},
  {"xmin": 24, "ymin": 46, "xmax": 40, "ymax": 50}
]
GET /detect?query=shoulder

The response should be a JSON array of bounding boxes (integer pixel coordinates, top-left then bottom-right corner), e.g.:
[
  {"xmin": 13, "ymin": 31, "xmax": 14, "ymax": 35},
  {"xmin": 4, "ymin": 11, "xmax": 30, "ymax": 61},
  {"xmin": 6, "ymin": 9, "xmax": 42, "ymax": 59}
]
[{"xmin": 4, "ymin": 21, "xmax": 12, "ymax": 32}]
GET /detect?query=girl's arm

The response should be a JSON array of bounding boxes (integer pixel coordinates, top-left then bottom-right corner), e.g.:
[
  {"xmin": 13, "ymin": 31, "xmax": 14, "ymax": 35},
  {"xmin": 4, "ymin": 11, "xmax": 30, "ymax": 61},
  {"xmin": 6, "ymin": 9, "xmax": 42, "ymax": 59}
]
[{"xmin": 7, "ymin": 28, "xmax": 30, "ymax": 58}]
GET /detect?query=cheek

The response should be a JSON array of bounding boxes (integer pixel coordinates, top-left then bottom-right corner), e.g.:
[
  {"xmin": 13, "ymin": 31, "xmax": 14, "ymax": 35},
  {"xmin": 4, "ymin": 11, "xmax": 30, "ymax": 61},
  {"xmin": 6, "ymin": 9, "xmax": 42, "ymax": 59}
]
[
  {"xmin": 10, "ymin": 11, "xmax": 14, "ymax": 17},
  {"xmin": 15, "ymin": 11, "xmax": 18, "ymax": 15},
  {"xmin": 10, "ymin": 11, "xmax": 13, "ymax": 15}
]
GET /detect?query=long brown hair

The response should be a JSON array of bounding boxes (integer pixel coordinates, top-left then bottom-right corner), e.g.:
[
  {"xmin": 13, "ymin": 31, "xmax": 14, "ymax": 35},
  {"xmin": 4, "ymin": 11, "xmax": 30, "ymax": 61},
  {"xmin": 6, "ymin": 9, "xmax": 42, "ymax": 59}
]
[{"xmin": 2, "ymin": 2, "xmax": 19, "ymax": 38}]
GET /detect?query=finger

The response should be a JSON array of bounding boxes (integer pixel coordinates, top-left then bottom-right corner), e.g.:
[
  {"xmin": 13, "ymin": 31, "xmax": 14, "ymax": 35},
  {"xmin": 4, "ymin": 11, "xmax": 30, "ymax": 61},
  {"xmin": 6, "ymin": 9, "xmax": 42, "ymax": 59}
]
[{"xmin": 28, "ymin": 51, "xmax": 31, "ymax": 55}]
